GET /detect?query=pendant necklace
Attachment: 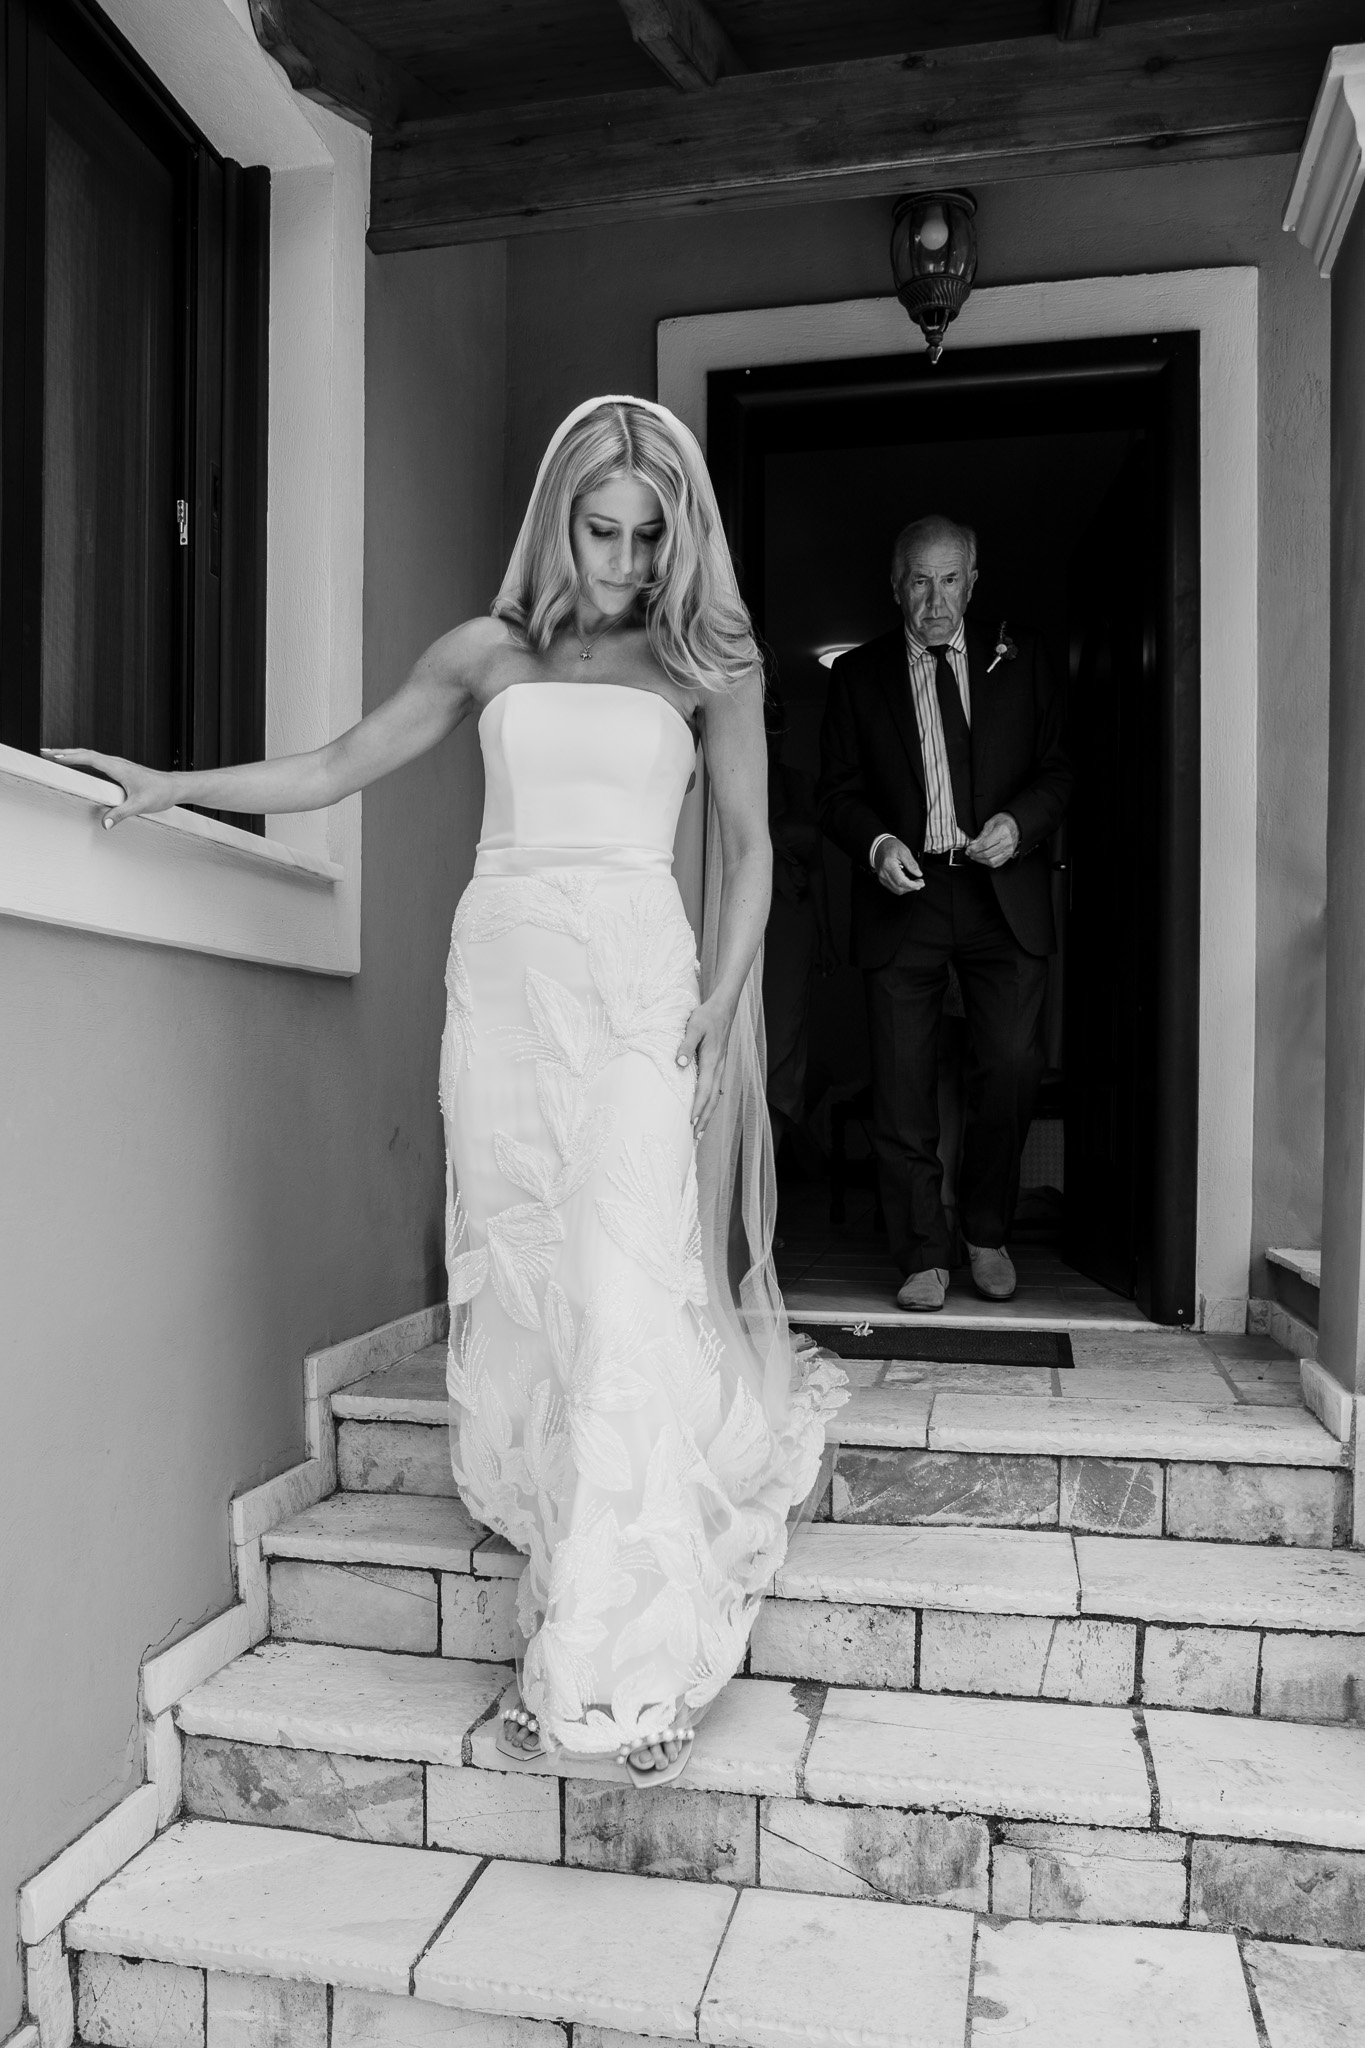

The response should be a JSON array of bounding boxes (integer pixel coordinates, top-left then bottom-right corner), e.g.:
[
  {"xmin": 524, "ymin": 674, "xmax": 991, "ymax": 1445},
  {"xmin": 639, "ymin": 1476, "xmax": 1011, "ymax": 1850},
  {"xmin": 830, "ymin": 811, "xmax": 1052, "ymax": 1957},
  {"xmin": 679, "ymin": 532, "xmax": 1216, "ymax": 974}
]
[{"xmin": 572, "ymin": 608, "xmax": 629, "ymax": 662}]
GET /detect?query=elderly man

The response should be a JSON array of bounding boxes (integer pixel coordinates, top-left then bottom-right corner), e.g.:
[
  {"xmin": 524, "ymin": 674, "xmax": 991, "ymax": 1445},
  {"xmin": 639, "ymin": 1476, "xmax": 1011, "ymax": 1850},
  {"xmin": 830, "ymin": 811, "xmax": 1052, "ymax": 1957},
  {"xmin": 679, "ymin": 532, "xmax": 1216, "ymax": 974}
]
[{"xmin": 817, "ymin": 515, "xmax": 1071, "ymax": 1310}]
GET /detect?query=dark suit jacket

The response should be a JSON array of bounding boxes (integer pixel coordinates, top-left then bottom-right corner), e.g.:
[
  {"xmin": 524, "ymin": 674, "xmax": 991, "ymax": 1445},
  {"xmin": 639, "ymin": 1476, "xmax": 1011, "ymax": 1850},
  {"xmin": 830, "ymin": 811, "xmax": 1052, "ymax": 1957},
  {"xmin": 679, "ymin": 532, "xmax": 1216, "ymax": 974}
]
[{"xmin": 816, "ymin": 623, "xmax": 1072, "ymax": 966}]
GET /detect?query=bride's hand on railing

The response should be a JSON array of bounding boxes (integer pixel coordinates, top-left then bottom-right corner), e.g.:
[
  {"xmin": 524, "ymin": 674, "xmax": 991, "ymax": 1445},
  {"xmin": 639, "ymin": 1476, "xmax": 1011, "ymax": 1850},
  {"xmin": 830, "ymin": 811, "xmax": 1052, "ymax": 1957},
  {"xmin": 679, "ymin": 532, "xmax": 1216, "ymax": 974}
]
[
  {"xmin": 676, "ymin": 996, "xmax": 734, "ymax": 1140},
  {"xmin": 42, "ymin": 748, "xmax": 178, "ymax": 830}
]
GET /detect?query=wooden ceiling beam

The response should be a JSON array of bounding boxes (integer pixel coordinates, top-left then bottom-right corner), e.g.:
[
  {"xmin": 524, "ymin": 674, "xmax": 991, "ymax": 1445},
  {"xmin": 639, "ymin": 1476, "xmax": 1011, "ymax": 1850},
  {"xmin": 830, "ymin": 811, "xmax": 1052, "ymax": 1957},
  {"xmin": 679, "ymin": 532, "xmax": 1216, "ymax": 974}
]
[
  {"xmin": 618, "ymin": 0, "xmax": 745, "ymax": 91},
  {"xmin": 1055, "ymin": 0, "xmax": 1105, "ymax": 39},
  {"xmin": 248, "ymin": 0, "xmax": 449, "ymax": 132},
  {"xmin": 371, "ymin": 2, "xmax": 1356, "ymax": 249}
]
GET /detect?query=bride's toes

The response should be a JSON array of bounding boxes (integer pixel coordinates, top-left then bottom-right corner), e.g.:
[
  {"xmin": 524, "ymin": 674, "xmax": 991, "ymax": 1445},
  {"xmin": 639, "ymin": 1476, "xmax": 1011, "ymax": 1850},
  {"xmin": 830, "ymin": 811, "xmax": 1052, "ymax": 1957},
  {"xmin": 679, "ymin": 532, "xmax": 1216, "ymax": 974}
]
[
  {"xmin": 628, "ymin": 1723, "xmax": 694, "ymax": 1772},
  {"xmin": 503, "ymin": 1708, "xmax": 540, "ymax": 1753}
]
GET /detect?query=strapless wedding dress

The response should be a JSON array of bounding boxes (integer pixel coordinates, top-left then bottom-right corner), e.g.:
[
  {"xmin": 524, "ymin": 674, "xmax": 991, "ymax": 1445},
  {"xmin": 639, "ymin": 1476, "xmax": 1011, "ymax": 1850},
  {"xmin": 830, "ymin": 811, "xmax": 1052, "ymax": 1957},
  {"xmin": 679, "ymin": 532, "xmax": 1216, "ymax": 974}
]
[{"xmin": 440, "ymin": 680, "xmax": 845, "ymax": 1757}]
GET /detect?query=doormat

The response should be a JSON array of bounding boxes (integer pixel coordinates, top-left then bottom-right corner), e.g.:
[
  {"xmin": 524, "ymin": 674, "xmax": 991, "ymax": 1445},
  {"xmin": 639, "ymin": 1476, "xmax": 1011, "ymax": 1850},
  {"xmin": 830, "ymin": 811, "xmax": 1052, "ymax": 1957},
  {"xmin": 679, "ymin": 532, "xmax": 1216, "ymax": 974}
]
[{"xmin": 793, "ymin": 1323, "xmax": 1074, "ymax": 1367}]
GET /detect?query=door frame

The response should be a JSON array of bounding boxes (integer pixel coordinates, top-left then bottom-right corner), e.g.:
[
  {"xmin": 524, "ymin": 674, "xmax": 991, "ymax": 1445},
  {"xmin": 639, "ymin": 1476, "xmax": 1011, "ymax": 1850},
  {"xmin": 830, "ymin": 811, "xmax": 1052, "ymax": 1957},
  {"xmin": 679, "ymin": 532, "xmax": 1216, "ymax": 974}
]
[{"xmin": 659, "ymin": 267, "xmax": 1257, "ymax": 1332}]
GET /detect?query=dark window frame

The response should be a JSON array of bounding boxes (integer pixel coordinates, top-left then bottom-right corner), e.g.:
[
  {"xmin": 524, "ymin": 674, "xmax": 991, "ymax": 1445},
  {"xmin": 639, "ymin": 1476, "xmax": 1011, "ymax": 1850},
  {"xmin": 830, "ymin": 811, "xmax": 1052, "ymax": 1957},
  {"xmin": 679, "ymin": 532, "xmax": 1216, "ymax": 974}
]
[{"xmin": 0, "ymin": 0, "xmax": 269, "ymax": 825}]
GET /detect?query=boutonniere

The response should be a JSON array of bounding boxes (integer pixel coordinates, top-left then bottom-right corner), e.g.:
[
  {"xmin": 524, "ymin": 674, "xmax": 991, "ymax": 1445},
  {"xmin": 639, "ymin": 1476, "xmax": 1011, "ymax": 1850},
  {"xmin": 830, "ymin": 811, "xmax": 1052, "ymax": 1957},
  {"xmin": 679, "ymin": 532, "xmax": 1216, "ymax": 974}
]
[{"xmin": 987, "ymin": 622, "xmax": 1017, "ymax": 674}]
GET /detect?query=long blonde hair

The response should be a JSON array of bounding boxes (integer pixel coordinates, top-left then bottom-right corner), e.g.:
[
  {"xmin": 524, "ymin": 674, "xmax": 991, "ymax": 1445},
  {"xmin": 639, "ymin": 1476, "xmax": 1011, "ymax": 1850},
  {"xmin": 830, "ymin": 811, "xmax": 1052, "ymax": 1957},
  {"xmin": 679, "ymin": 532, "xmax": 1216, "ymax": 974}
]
[{"xmin": 493, "ymin": 400, "xmax": 757, "ymax": 694}]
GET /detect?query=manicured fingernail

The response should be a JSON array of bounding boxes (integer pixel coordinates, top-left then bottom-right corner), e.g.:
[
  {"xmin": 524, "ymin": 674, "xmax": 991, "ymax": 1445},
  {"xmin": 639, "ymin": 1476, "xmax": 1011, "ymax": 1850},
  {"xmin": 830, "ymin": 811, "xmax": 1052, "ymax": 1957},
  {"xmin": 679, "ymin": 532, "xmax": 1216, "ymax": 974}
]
[
  {"xmin": 102, "ymin": 817, "xmax": 112, "ymax": 830},
  {"xmin": 676, "ymin": 1053, "xmax": 689, "ymax": 1067}
]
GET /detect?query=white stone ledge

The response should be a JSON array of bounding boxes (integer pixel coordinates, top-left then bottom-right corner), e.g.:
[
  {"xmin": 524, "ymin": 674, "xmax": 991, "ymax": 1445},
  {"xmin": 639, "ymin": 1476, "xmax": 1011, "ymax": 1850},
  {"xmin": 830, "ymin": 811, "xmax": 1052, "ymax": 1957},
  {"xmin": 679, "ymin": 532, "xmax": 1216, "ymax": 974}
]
[
  {"xmin": 18, "ymin": 1785, "xmax": 159, "ymax": 1944},
  {"xmin": 234, "ymin": 1534, "xmax": 271, "ymax": 1647},
  {"xmin": 1301, "ymin": 1358, "xmax": 1354, "ymax": 1445},
  {"xmin": 1, "ymin": 748, "xmax": 340, "ymax": 880},
  {"xmin": 1268, "ymin": 1247, "xmax": 1322, "ymax": 1288},
  {"xmin": 231, "ymin": 1457, "xmax": 332, "ymax": 1548},
  {"xmin": 1197, "ymin": 1294, "xmax": 1250, "ymax": 1336},
  {"xmin": 0, "ymin": 744, "xmax": 358, "ymax": 974},
  {"xmin": 304, "ymin": 1305, "xmax": 449, "ymax": 1411},
  {"xmin": 1249, "ymin": 1297, "xmax": 1318, "ymax": 1361},
  {"xmin": 142, "ymin": 1605, "xmax": 253, "ymax": 1720},
  {"xmin": 306, "ymin": 1304, "xmax": 449, "ymax": 1493},
  {"xmin": 229, "ymin": 1304, "xmax": 450, "ymax": 1552},
  {"xmin": 143, "ymin": 1711, "xmax": 183, "ymax": 1830}
]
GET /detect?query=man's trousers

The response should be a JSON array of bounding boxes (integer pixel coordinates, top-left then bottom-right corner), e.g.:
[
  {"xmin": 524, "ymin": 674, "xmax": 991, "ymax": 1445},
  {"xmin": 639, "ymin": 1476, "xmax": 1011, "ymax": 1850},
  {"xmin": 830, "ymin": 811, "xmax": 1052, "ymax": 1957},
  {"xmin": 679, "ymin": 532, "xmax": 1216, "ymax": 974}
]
[{"xmin": 865, "ymin": 860, "xmax": 1049, "ymax": 1278}]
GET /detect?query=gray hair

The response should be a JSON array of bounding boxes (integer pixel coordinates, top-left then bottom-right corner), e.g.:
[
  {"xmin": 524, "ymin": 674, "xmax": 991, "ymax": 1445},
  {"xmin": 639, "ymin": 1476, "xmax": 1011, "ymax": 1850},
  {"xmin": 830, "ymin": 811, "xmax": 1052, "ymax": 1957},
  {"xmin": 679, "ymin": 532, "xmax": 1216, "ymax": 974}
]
[{"xmin": 891, "ymin": 514, "xmax": 978, "ymax": 582}]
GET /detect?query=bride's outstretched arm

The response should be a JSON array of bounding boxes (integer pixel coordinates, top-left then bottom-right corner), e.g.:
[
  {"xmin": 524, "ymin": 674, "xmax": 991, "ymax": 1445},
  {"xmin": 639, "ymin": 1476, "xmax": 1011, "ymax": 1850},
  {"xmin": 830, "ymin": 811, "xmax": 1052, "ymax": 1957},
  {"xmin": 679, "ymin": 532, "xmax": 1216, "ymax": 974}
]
[
  {"xmin": 678, "ymin": 668, "xmax": 772, "ymax": 1137},
  {"xmin": 43, "ymin": 618, "xmax": 493, "ymax": 829}
]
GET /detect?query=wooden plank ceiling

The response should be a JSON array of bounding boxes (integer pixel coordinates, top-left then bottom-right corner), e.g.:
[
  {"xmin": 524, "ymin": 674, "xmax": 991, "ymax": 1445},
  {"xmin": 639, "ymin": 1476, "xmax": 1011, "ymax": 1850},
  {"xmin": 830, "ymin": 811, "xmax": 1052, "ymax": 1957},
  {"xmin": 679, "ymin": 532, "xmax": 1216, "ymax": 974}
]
[{"xmin": 245, "ymin": 0, "xmax": 1364, "ymax": 248}]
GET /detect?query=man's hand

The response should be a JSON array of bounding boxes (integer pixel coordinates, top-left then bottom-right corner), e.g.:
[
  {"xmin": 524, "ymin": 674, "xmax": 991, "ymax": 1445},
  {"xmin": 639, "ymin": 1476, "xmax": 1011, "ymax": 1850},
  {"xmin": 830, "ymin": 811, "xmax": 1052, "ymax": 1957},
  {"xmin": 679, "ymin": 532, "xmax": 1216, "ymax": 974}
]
[
  {"xmin": 966, "ymin": 813, "xmax": 1020, "ymax": 868},
  {"xmin": 874, "ymin": 837, "xmax": 925, "ymax": 894}
]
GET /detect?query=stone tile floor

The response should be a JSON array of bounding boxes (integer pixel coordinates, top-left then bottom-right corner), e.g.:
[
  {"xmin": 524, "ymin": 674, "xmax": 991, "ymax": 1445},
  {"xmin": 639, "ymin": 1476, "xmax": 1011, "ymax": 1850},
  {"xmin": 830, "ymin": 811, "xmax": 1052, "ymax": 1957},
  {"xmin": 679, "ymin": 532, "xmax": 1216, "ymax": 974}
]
[
  {"xmin": 1245, "ymin": 1940, "xmax": 1365, "ymax": 2045},
  {"xmin": 971, "ymin": 1920, "xmax": 1260, "ymax": 2047},
  {"xmin": 839, "ymin": 1336, "xmax": 1316, "ymax": 1440},
  {"xmin": 339, "ymin": 1328, "xmax": 1309, "ymax": 1423},
  {"xmin": 52, "ymin": 1315, "xmax": 1360, "ymax": 2048},
  {"xmin": 175, "ymin": 1630, "xmax": 1365, "ymax": 1834},
  {"xmin": 775, "ymin": 1182, "xmax": 1149, "ymax": 1327},
  {"xmin": 802, "ymin": 1689, "xmax": 1153, "ymax": 1825},
  {"xmin": 62, "ymin": 1821, "xmax": 1365, "ymax": 2047},
  {"xmin": 415, "ymin": 1860, "xmax": 737, "ymax": 2034},
  {"xmin": 66, "ymin": 1823, "xmax": 479, "ymax": 1995}
]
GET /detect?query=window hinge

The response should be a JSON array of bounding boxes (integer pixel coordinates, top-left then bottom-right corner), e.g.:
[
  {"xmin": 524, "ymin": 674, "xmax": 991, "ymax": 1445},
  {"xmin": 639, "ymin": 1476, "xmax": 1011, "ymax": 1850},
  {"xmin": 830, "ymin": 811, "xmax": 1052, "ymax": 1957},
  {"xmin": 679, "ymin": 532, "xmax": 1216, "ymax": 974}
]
[{"xmin": 176, "ymin": 498, "xmax": 189, "ymax": 547}]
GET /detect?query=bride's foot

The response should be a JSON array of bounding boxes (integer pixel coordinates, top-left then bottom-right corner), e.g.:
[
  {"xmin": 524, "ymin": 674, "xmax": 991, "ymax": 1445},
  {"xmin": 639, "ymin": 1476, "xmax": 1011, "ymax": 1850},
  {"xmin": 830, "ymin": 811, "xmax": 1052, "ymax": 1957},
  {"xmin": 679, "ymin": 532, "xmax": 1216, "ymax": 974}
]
[
  {"xmin": 623, "ymin": 1723, "xmax": 694, "ymax": 1775},
  {"xmin": 502, "ymin": 1704, "xmax": 543, "ymax": 1755}
]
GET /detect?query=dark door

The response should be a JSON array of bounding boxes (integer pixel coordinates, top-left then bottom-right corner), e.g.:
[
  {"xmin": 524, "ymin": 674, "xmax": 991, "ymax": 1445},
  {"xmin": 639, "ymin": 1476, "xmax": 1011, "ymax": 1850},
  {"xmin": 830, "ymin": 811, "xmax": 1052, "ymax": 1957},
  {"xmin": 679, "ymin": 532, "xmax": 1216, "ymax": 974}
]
[
  {"xmin": 1061, "ymin": 377, "xmax": 1199, "ymax": 1324},
  {"xmin": 1063, "ymin": 446, "xmax": 1155, "ymax": 1298},
  {"xmin": 708, "ymin": 332, "xmax": 1200, "ymax": 1323}
]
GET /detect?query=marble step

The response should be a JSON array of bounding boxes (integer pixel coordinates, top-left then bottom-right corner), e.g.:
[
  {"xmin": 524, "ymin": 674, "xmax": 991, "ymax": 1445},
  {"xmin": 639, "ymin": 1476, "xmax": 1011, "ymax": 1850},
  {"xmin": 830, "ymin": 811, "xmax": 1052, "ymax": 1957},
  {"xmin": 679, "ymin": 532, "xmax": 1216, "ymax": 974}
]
[
  {"xmin": 337, "ymin": 1352, "xmax": 1350, "ymax": 1549},
  {"xmin": 67, "ymin": 1816, "xmax": 1354, "ymax": 2047},
  {"xmin": 336, "ymin": 1350, "xmax": 1345, "ymax": 1464},
  {"xmin": 169, "ymin": 1639, "xmax": 1365, "ymax": 1948},
  {"xmin": 259, "ymin": 1494, "xmax": 1365, "ymax": 1718}
]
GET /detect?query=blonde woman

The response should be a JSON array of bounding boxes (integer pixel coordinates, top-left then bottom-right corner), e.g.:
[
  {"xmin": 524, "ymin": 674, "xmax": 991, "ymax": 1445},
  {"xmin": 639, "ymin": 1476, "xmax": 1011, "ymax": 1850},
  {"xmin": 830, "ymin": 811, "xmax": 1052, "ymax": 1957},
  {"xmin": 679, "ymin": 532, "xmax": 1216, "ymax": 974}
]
[{"xmin": 48, "ymin": 396, "xmax": 846, "ymax": 1785}]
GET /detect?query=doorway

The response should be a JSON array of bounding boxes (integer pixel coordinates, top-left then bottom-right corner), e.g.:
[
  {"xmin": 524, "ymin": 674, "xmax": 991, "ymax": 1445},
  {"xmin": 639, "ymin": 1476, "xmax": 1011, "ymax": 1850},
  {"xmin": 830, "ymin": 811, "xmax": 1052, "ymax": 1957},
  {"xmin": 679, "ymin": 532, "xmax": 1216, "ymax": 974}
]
[{"xmin": 707, "ymin": 335, "xmax": 1200, "ymax": 1326}]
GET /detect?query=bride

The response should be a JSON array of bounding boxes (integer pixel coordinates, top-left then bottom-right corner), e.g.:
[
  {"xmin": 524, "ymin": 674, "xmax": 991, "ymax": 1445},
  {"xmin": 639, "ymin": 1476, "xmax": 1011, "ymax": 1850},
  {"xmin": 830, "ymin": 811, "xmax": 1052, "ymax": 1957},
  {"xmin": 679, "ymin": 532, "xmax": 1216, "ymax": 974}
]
[{"xmin": 48, "ymin": 395, "xmax": 847, "ymax": 1787}]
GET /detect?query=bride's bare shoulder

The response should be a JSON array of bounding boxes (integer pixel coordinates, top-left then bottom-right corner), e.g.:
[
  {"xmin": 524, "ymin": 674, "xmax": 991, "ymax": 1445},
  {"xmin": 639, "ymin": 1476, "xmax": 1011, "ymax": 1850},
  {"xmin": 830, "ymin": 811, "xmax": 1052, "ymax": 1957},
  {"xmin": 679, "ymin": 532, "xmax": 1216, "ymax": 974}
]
[{"xmin": 420, "ymin": 613, "xmax": 519, "ymax": 686}]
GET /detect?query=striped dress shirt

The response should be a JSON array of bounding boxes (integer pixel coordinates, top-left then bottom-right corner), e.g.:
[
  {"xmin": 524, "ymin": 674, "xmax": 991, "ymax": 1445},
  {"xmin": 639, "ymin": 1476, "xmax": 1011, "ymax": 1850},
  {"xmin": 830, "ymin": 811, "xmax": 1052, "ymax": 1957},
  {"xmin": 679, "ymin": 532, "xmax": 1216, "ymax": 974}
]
[{"xmin": 869, "ymin": 623, "xmax": 972, "ymax": 867}]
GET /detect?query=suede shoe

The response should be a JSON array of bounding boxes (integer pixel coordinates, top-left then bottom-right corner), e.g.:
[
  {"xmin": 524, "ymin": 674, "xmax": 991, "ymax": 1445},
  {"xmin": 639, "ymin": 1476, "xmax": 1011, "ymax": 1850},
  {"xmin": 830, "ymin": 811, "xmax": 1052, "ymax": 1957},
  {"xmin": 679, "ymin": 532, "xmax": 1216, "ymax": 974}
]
[
  {"xmin": 897, "ymin": 1267, "xmax": 948, "ymax": 1312},
  {"xmin": 965, "ymin": 1241, "xmax": 1016, "ymax": 1301}
]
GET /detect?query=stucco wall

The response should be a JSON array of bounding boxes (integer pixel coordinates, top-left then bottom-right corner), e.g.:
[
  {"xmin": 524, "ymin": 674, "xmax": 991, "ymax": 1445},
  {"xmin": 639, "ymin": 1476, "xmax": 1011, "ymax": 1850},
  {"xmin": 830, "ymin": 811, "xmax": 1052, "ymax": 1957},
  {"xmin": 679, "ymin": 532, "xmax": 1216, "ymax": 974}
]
[
  {"xmin": 0, "ymin": 238, "xmax": 503, "ymax": 2034},
  {"xmin": 505, "ymin": 155, "xmax": 1330, "ymax": 1292},
  {"xmin": 1319, "ymin": 198, "xmax": 1365, "ymax": 1390}
]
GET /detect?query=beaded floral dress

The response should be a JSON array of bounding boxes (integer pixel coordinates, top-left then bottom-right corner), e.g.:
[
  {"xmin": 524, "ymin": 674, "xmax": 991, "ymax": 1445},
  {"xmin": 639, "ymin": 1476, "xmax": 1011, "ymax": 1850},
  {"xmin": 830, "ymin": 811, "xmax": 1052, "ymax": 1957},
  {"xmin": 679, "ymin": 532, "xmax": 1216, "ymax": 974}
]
[{"xmin": 440, "ymin": 678, "xmax": 846, "ymax": 1758}]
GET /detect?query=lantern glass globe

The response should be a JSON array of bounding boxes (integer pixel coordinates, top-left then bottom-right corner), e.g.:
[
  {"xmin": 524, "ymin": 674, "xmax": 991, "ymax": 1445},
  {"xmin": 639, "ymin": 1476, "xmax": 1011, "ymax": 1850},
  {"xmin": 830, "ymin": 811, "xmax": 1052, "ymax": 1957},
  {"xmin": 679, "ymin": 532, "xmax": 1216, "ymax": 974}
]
[
  {"xmin": 918, "ymin": 205, "xmax": 950, "ymax": 252},
  {"xmin": 889, "ymin": 190, "xmax": 978, "ymax": 364}
]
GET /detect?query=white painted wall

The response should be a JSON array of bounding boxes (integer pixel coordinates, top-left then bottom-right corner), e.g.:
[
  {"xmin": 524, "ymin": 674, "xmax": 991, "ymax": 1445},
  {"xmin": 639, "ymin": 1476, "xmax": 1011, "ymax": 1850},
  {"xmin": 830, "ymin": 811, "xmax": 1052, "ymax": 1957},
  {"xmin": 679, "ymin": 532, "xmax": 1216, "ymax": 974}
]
[{"xmin": 0, "ymin": 238, "xmax": 505, "ymax": 2040}]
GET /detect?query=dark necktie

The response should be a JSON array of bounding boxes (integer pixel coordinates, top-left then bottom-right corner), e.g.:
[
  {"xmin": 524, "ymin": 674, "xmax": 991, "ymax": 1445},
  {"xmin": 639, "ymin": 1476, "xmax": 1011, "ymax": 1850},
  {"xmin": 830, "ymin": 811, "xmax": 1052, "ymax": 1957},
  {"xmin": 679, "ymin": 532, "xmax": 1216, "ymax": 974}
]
[{"xmin": 932, "ymin": 644, "xmax": 976, "ymax": 836}]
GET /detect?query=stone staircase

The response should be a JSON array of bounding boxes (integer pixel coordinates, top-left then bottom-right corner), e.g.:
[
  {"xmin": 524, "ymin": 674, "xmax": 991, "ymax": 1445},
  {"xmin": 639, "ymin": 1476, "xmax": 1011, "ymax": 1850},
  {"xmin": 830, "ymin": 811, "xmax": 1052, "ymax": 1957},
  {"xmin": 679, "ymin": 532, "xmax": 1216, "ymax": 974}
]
[{"xmin": 44, "ymin": 1327, "xmax": 1365, "ymax": 2045}]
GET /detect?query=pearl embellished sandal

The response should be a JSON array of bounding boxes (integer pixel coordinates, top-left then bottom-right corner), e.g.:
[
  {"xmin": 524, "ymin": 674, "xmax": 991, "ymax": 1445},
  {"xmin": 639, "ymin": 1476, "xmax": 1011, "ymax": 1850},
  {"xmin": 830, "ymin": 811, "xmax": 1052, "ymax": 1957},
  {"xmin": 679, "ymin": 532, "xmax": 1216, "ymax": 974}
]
[
  {"xmin": 624, "ymin": 1725, "xmax": 694, "ymax": 1790},
  {"xmin": 494, "ymin": 1693, "xmax": 547, "ymax": 1764}
]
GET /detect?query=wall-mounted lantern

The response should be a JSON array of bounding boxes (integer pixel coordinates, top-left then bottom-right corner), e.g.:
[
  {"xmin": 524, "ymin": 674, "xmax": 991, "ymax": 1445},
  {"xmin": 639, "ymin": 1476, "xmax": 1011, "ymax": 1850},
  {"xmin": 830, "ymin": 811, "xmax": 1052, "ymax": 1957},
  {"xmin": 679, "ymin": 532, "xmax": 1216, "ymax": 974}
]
[{"xmin": 890, "ymin": 190, "xmax": 978, "ymax": 364}]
